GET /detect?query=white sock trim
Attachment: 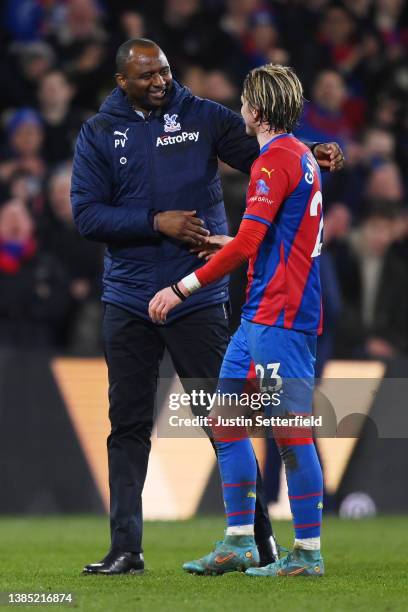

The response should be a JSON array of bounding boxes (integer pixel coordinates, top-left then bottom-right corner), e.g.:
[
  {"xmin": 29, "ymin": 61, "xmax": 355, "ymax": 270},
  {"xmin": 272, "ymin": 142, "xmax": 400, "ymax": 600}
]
[
  {"xmin": 294, "ymin": 537, "xmax": 320, "ymax": 551},
  {"xmin": 181, "ymin": 272, "xmax": 201, "ymax": 293},
  {"xmin": 226, "ymin": 525, "xmax": 254, "ymax": 536}
]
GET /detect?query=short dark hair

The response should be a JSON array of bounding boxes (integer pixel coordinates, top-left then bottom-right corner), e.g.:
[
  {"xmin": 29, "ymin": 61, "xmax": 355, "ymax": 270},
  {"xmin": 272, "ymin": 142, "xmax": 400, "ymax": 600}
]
[{"xmin": 116, "ymin": 38, "xmax": 158, "ymax": 74}]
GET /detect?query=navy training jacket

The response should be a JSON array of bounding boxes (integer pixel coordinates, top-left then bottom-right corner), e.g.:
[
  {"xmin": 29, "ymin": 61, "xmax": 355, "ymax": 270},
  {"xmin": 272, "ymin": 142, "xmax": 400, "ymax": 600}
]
[{"xmin": 71, "ymin": 81, "xmax": 263, "ymax": 322}]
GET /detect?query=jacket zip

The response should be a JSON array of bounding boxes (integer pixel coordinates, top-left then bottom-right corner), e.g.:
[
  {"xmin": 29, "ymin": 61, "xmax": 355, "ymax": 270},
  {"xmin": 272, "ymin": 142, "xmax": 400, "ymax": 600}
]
[{"xmin": 144, "ymin": 117, "xmax": 162, "ymax": 293}]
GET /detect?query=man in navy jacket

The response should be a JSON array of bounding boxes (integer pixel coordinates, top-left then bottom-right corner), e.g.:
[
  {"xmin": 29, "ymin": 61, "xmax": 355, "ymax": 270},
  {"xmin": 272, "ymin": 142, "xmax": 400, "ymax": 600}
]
[{"xmin": 71, "ymin": 38, "xmax": 344, "ymax": 575}]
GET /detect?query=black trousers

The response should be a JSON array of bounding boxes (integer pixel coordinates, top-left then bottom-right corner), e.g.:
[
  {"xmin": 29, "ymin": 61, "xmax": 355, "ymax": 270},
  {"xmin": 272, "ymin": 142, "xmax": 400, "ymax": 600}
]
[{"xmin": 103, "ymin": 302, "xmax": 272, "ymax": 552}]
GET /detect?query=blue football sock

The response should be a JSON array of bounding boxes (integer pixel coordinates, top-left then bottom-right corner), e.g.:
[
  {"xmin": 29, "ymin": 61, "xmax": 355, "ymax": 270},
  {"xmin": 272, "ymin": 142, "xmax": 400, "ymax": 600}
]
[
  {"xmin": 215, "ymin": 438, "xmax": 257, "ymax": 527},
  {"xmin": 278, "ymin": 440, "xmax": 323, "ymax": 539}
]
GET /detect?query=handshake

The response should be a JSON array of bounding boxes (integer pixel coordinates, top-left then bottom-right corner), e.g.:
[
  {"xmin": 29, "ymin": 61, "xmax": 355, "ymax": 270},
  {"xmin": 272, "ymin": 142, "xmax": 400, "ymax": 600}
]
[
  {"xmin": 149, "ymin": 211, "xmax": 233, "ymax": 323},
  {"xmin": 154, "ymin": 209, "xmax": 232, "ymax": 258}
]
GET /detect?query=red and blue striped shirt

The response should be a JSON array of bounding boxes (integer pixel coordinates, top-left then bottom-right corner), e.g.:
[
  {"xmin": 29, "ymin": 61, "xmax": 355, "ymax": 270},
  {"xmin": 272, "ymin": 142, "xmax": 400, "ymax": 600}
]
[{"xmin": 242, "ymin": 134, "xmax": 323, "ymax": 334}]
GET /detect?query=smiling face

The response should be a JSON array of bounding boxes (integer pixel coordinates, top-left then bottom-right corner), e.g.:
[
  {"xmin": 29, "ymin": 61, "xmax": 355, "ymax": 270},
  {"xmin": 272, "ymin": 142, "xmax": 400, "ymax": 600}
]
[{"xmin": 116, "ymin": 45, "xmax": 173, "ymax": 113}]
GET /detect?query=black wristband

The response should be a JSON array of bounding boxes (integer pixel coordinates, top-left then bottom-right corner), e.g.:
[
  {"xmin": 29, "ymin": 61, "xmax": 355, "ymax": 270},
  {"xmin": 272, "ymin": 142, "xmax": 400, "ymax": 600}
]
[{"xmin": 171, "ymin": 283, "xmax": 187, "ymax": 301}]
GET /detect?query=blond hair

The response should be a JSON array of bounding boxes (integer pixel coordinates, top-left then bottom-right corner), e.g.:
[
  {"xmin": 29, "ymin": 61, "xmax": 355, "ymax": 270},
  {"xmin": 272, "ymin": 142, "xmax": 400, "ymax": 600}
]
[{"xmin": 242, "ymin": 64, "xmax": 303, "ymax": 133}]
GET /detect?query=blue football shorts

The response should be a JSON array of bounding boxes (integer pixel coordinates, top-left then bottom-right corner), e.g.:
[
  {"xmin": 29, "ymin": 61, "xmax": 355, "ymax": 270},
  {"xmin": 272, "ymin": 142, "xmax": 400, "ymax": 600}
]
[{"xmin": 218, "ymin": 318, "xmax": 317, "ymax": 417}]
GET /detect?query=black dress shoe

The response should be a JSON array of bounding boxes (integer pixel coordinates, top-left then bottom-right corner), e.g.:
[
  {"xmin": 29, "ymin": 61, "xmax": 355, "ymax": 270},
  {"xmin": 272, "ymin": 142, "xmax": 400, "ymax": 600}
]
[{"xmin": 82, "ymin": 551, "xmax": 144, "ymax": 575}]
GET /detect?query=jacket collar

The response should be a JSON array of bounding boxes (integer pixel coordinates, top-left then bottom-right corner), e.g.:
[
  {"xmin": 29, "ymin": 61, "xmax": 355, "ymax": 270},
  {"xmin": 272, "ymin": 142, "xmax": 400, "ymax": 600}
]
[{"xmin": 99, "ymin": 80, "xmax": 190, "ymax": 121}]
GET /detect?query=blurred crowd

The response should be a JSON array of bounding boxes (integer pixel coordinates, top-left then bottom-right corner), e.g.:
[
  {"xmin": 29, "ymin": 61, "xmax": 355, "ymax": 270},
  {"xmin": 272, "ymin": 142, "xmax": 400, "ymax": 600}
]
[{"xmin": 0, "ymin": 0, "xmax": 407, "ymax": 364}]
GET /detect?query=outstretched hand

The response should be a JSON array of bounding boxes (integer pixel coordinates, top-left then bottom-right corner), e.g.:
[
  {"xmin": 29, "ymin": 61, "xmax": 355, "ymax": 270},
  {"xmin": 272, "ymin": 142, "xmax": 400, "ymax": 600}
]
[
  {"xmin": 313, "ymin": 143, "xmax": 345, "ymax": 172},
  {"xmin": 190, "ymin": 234, "xmax": 233, "ymax": 260}
]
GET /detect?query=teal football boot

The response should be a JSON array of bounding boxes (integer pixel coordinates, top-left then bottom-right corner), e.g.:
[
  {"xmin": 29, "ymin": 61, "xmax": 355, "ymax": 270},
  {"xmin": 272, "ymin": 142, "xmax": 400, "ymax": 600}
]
[
  {"xmin": 246, "ymin": 546, "xmax": 324, "ymax": 577},
  {"xmin": 183, "ymin": 535, "xmax": 259, "ymax": 575}
]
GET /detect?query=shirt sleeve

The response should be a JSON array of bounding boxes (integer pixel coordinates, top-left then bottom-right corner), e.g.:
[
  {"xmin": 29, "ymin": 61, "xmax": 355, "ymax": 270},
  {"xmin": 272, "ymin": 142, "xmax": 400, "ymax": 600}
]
[
  {"xmin": 208, "ymin": 101, "xmax": 259, "ymax": 174},
  {"xmin": 195, "ymin": 219, "xmax": 268, "ymax": 287},
  {"xmin": 243, "ymin": 147, "xmax": 300, "ymax": 227}
]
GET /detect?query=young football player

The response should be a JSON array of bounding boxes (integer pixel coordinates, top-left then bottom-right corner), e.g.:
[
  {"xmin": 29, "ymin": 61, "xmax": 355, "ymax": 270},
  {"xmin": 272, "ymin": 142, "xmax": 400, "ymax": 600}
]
[{"xmin": 149, "ymin": 63, "xmax": 324, "ymax": 577}]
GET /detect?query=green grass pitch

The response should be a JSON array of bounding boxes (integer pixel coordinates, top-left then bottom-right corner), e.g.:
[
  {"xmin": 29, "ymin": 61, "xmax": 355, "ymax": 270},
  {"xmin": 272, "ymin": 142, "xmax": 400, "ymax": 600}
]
[{"xmin": 1, "ymin": 516, "xmax": 407, "ymax": 611}]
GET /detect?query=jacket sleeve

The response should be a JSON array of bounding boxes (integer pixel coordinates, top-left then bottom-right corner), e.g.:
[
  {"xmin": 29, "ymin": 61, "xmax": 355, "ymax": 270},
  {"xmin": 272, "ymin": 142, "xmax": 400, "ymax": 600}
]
[
  {"xmin": 211, "ymin": 103, "xmax": 259, "ymax": 174},
  {"xmin": 71, "ymin": 121, "xmax": 157, "ymax": 242},
  {"xmin": 210, "ymin": 103, "xmax": 320, "ymax": 174}
]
